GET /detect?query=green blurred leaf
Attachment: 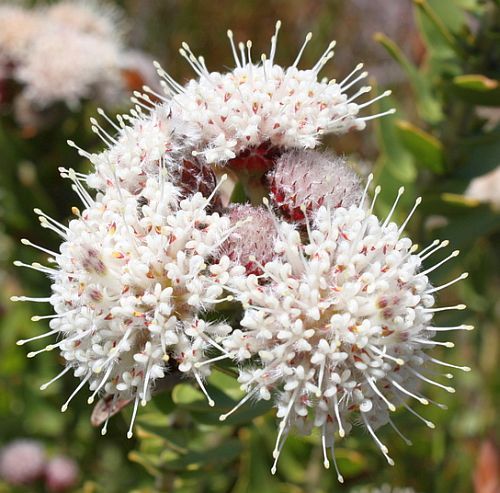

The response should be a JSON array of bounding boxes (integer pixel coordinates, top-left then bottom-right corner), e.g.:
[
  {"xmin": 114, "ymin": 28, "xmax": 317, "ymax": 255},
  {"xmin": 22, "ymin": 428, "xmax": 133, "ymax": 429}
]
[
  {"xmin": 456, "ymin": 129, "xmax": 500, "ymax": 179},
  {"xmin": 435, "ymin": 199, "xmax": 500, "ymax": 249},
  {"xmin": 374, "ymin": 33, "xmax": 443, "ymax": 123},
  {"xmin": 396, "ymin": 120, "xmax": 446, "ymax": 173},
  {"xmin": 161, "ymin": 438, "xmax": 243, "ymax": 472},
  {"xmin": 373, "ymin": 93, "xmax": 417, "ymax": 216},
  {"xmin": 452, "ymin": 74, "xmax": 500, "ymax": 105}
]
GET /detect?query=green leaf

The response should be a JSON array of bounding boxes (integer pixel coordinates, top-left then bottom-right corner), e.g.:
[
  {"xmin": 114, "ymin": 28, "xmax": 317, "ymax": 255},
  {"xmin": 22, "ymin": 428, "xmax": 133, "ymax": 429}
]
[
  {"xmin": 396, "ymin": 120, "xmax": 445, "ymax": 174},
  {"xmin": 373, "ymin": 93, "xmax": 417, "ymax": 216},
  {"xmin": 161, "ymin": 438, "xmax": 243, "ymax": 472},
  {"xmin": 456, "ymin": 130, "xmax": 500, "ymax": 179},
  {"xmin": 374, "ymin": 33, "xmax": 442, "ymax": 123},
  {"xmin": 452, "ymin": 74, "xmax": 500, "ymax": 106},
  {"xmin": 434, "ymin": 200, "xmax": 500, "ymax": 250}
]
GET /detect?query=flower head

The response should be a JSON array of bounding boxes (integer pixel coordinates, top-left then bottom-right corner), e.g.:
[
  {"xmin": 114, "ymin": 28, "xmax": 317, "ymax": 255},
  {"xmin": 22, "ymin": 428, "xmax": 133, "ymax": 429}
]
[
  {"xmin": 223, "ymin": 179, "xmax": 470, "ymax": 478},
  {"xmin": 14, "ymin": 168, "xmax": 241, "ymax": 437},
  {"xmin": 0, "ymin": 439, "xmax": 46, "ymax": 486},
  {"xmin": 138, "ymin": 22, "xmax": 393, "ymax": 166},
  {"xmin": 45, "ymin": 456, "xmax": 79, "ymax": 492}
]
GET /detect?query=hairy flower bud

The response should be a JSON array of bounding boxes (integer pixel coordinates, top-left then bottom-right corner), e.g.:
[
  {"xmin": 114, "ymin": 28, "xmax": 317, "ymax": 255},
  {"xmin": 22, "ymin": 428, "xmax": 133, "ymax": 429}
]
[
  {"xmin": 267, "ymin": 149, "xmax": 362, "ymax": 223},
  {"xmin": 222, "ymin": 204, "xmax": 277, "ymax": 275}
]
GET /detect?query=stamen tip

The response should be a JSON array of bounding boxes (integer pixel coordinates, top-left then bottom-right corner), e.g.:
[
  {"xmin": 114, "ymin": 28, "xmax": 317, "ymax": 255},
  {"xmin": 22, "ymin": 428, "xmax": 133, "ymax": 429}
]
[
  {"xmin": 271, "ymin": 466, "xmax": 277, "ymax": 475},
  {"xmin": 87, "ymin": 397, "xmax": 94, "ymax": 404},
  {"xmin": 420, "ymin": 398, "xmax": 429, "ymax": 405},
  {"xmin": 323, "ymin": 460, "xmax": 330, "ymax": 469},
  {"xmin": 16, "ymin": 340, "xmax": 25, "ymax": 346},
  {"xmin": 389, "ymin": 404, "xmax": 396, "ymax": 412},
  {"xmin": 446, "ymin": 387, "xmax": 455, "ymax": 393},
  {"xmin": 61, "ymin": 404, "xmax": 68, "ymax": 413},
  {"xmin": 127, "ymin": 431, "xmax": 133, "ymax": 439},
  {"xmin": 208, "ymin": 399, "xmax": 215, "ymax": 407},
  {"xmin": 445, "ymin": 342, "xmax": 455, "ymax": 348},
  {"xmin": 338, "ymin": 475, "xmax": 344, "ymax": 483},
  {"xmin": 219, "ymin": 415, "xmax": 227, "ymax": 422}
]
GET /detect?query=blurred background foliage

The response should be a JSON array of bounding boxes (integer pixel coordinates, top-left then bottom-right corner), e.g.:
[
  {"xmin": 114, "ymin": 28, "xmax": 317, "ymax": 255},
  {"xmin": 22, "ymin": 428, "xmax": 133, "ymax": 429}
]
[{"xmin": 0, "ymin": 0, "xmax": 499, "ymax": 492}]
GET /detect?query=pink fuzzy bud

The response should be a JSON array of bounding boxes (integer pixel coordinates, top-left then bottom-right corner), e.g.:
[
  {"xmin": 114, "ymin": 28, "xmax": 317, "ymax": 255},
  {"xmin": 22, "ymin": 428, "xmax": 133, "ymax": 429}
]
[
  {"xmin": 267, "ymin": 150, "xmax": 362, "ymax": 223},
  {"xmin": 45, "ymin": 456, "xmax": 79, "ymax": 492},
  {"xmin": 0, "ymin": 439, "xmax": 45, "ymax": 486},
  {"xmin": 222, "ymin": 204, "xmax": 277, "ymax": 275}
]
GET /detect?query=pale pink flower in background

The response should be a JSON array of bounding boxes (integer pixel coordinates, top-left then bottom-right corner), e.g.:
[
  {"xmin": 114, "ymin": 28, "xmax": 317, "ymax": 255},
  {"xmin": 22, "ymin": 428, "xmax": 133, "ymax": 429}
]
[
  {"xmin": 16, "ymin": 25, "xmax": 122, "ymax": 109},
  {"xmin": 0, "ymin": 439, "xmax": 46, "ymax": 486},
  {"xmin": 46, "ymin": 0, "xmax": 122, "ymax": 40},
  {"xmin": 0, "ymin": 5, "xmax": 42, "ymax": 64},
  {"xmin": 353, "ymin": 485, "xmax": 417, "ymax": 493},
  {"xmin": 45, "ymin": 456, "xmax": 79, "ymax": 492},
  {"xmin": 465, "ymin": 166, "xmax": 500, "ymax": 211}
]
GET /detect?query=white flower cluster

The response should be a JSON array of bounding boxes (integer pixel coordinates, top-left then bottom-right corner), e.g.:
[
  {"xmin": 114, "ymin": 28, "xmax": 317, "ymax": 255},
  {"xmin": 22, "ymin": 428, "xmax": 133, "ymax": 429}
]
[
  {"xmin": 0, "ymin": 1, "xmax": 155, "ymax": 125},
  {"xmin": 134, "ymin": 21, "xmax": 394, "ymax": 165},
  {"xmin": 16, "ymin": 170, "xmax": 242, "ymax": 437},
  {"xmin": 221, "ymin": 182, "xmax": 470, "ymax": 478},
  {"xmin": 13, "ymin": 24, "xmax": 469, "ymax": 478}
]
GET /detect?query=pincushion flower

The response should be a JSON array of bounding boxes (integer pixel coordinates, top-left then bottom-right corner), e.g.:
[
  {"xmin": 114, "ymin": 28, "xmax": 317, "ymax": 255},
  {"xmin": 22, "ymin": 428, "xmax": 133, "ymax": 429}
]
[
  {"xmin": 14, "ymin": 170, "xmax": 242, "ymax": 437},
  {"xmin": 222, "ymin": 179, "xmax": 470, "ymax": 479}
]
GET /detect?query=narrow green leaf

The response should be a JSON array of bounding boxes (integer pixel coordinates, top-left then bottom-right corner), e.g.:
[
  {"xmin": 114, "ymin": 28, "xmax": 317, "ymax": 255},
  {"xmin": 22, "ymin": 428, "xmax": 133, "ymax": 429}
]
[
  {"xmin": 452, "ymin": 74, "xmax": 500, "ymax": 105},
  {"xmin": 374, "ymin": 33, "xmax": 442, "ymax": 123},
  {"xmin": 396, "ymin": 120, "xmax": 445, "ymax": 174}
]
